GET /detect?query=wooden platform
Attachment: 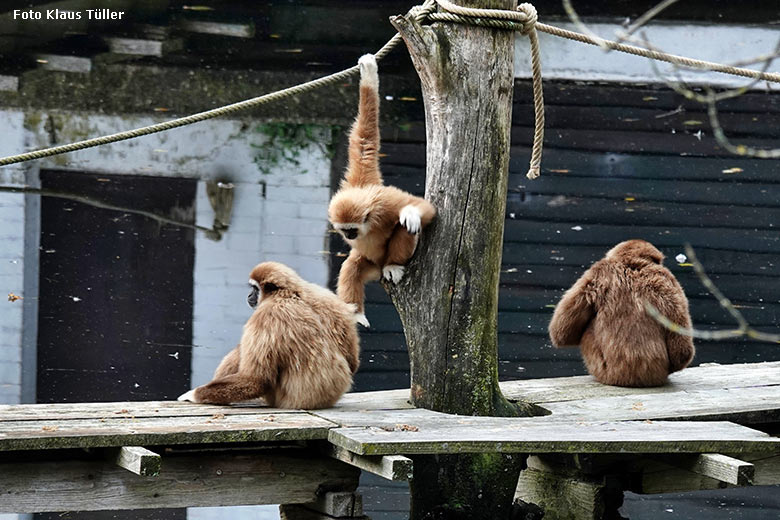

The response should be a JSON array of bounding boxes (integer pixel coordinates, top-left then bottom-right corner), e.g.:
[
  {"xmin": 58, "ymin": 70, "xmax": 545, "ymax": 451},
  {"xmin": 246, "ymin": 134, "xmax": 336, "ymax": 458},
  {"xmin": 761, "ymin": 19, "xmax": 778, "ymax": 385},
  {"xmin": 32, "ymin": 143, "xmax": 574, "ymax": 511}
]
[{"xmin": 0, "ymin": 361, "xmax": 778, "ymax": 515}]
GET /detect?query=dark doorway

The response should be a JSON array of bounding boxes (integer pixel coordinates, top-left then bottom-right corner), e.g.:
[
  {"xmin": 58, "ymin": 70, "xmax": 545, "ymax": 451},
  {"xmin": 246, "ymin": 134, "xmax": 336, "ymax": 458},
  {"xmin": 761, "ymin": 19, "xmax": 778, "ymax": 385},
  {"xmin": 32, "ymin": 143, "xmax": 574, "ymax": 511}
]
[{"xmin": 36, "ymin": 170, "xmax": 195, "ymax": 404}]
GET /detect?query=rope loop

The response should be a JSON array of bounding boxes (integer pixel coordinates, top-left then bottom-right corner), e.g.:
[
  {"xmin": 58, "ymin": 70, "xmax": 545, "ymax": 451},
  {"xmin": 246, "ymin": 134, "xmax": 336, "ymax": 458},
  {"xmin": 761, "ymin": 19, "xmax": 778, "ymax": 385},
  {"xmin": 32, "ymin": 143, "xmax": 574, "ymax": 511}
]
[
  {"xmin": 433, "ymin": 0, "xmax": 545, "ymax": 178},
  {"xmin": 516, "ymin": 3, "xmax": 538, "ymax": 35}
]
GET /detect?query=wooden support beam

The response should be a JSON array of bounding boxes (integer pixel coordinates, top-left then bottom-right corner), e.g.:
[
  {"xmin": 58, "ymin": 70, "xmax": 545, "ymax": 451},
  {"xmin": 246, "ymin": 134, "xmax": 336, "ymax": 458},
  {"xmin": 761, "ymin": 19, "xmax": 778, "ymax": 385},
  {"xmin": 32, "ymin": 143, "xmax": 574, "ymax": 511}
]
[
  {"xmin": 34, "ymin": 54, "xmax": 92, "ymax": 73},
  {"xmin": 0, "ymin": 75, "xmax": 18, "ymax": 92},
  {"xmin": 0, "ymin": 449, "xmax": 359, "ymax": 513},
  {"xmin": 309, "ymin": 491, "xmax": 363, "ymax": 517},
  {"xmin": 279, "ymin": 504, "xmax": 369, "ymax": 520},
  {"xmin": 179, "ymin": 19, "xmax": 255, "ymax": 38},
  {"xmin": 105, "ymin": 37, "xmax": 183, "ymax": 57},
  {"xmin": 660, "ymin": 453, "xmax": 754, "ymax": 486},
  {"xmin": 323, "ymin": 443, "xmax": 413, "ymax": 481},
  {"xmin": 113, "ymin": 446, "xmax": 161, "ymax": 477},
  {"xmin": 636, "ymin": 451, "xmax": 780, "ymax": 493},
  {"xmin": 515, "ymin": 464, "xmax": 624, "ymax": 520}
]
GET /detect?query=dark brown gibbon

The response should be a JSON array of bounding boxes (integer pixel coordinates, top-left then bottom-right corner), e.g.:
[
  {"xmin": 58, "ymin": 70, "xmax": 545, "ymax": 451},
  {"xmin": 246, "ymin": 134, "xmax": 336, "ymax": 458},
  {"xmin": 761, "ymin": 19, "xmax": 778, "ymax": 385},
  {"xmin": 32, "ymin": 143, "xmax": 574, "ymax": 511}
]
[
  {"xmin": 548, "ymin": 239, "xmax": 695, "ymax": 387},
  {"xmin": 328, "ymin": 54, "xmax": 436, "ymax": 328},
  {"xmin": 178, "ymin": 262, "xmax": 360, "ymax": 409}
]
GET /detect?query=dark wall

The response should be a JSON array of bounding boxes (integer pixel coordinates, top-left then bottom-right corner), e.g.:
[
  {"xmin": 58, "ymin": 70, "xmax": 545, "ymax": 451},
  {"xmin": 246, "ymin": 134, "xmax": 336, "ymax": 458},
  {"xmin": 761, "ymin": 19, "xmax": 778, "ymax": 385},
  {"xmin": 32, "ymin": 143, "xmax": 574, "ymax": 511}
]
[
  {"xmin": 37, "ymin": 171, "xmax": 196, "ymax": 403},
  {"xmin": 332, "ymin": 80, "xmax": 780, "ymax": 392}
]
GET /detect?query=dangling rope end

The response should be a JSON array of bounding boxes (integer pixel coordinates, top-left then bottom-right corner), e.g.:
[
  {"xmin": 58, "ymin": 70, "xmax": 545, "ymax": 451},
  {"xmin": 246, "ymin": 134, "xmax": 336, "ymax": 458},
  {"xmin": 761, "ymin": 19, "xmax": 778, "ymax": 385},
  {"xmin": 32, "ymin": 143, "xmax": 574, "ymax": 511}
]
[{"xmin": 526, "ymin": 166, "xmax": 541, "ymax": 180}]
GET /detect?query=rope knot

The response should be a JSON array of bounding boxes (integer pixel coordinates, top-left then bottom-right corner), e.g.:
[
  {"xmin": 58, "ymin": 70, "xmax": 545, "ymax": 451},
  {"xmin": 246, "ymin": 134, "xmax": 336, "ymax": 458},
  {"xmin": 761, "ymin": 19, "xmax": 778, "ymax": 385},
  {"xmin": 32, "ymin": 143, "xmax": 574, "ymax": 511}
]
[{"xmin": 516, "ymin": 3, "xmax": 538, "ymax": 35}]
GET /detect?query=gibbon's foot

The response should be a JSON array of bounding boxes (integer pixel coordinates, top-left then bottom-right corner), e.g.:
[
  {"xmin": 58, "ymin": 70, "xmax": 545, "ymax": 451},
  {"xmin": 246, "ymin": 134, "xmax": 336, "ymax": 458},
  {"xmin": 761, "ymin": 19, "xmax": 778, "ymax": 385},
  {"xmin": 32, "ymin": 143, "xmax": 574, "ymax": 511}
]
[
  {"xmin": 355, "ymin": 312, "xmax": 371, "ymax": 328},
  {"xmin": 358, "ymin": 54, "xmax": 378, "ymax": 89},
  {"xmin": 177, "ymin": 389, "xmax": 199, "ymax": 403},
  {"xmin": 399, "ymin": 205, "xmax": 422, "ymax": 234},
  {"xmin": 383, "ymin": 264, "xmax": 405, "ymax": 284}
]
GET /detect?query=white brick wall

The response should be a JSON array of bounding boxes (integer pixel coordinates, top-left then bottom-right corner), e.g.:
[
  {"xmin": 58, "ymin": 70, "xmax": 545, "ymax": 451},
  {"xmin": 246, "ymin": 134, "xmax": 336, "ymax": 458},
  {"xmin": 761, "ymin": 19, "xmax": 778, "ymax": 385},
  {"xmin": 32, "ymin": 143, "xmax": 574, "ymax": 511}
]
[
  {"xmin": 0, "ymin": 110, "xmax": 28, "ymax": 405},
  {"xmin": 2, "ymin": 110, "xmax": 331, "ymax": 520},
  {"xmin": 11, "ymin": 112, "xmax": 333, "ymax": 389}
]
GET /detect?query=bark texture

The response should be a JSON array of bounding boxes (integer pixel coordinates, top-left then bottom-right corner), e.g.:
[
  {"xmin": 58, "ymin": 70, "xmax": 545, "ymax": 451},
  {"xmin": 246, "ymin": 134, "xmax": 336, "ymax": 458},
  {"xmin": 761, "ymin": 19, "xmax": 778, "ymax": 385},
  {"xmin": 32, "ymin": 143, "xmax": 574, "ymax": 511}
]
[
  {"xmin": 387, "ymin": 2, "xmax": 543, "ymax": 518},
  {"xmin": 388, "ymin": 2, "xmax": 540, "ymax": 419}
]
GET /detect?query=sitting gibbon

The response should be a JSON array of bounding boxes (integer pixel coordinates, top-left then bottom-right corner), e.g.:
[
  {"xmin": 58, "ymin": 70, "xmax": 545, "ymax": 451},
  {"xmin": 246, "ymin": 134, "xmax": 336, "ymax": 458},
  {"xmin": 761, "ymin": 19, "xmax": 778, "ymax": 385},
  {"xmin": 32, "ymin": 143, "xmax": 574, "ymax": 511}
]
[
  {"xmin": 548, "ymin": 240, "xmax": 695, "ymax": 387},
  {"xmin": 178, "ymin": 262, "xmax": 360, "ymax": 409},
  {"xmin": 328, "ymin": 54, "xmax": 436, "ymax": 328}
]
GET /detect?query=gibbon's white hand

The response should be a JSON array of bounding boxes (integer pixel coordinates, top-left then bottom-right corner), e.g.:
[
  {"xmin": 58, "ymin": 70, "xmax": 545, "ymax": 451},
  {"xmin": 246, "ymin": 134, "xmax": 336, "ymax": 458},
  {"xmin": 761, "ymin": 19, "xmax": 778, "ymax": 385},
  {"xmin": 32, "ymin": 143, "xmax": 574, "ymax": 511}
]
[
  {"xmin": 399, "ymin": 205, "xmax": 422, "ymax": 234},
  {"xmin": 355, "ymin": 312, "xmax": 370, "ymax": 328},
  {"xmin": 383, "ymin": 264, "xmax": 405, "ymax": 284},
  {"xmin": 177, "ymin": 389, "xmax": 197, "ymax": 402},
  {"xmin": 358, "ymin": 54, "xmax": 378, "ymax": 89}
]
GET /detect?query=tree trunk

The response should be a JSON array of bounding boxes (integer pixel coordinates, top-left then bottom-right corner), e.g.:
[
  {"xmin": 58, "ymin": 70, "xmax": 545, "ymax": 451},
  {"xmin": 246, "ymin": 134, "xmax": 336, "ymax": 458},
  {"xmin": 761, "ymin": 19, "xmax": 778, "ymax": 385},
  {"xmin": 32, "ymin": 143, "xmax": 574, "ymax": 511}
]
[{"xmin": 388, "ymin": 2, "xmax": 544, "ymax": 518}]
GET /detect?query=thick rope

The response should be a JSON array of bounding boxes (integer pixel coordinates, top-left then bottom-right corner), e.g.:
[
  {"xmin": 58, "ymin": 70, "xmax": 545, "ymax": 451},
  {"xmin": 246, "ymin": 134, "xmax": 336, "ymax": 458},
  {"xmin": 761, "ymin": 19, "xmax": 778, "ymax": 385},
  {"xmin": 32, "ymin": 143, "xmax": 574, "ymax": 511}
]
[
  {"xmin": 535, "ymin": 22, "xmax": 780, "ymax": 84},
  {"xmin": 0, "ymin": 3, "xmax": 437, "ymax": 169},
  {"xmin": 1, "ymin": 0, "xmax": 778, "ymax": 173},
  {"xmin": 432, "ymin": 0, "xmax": 544, "ymax": 179}
]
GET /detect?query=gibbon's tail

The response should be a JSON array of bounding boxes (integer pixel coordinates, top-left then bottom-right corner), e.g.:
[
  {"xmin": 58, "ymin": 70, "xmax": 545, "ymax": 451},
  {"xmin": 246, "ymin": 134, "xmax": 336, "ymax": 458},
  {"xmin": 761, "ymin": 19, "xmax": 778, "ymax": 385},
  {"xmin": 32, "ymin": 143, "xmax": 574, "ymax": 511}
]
[{"xmin": 343, "ymin": 54, "xmax": 383, "ymax": 188}]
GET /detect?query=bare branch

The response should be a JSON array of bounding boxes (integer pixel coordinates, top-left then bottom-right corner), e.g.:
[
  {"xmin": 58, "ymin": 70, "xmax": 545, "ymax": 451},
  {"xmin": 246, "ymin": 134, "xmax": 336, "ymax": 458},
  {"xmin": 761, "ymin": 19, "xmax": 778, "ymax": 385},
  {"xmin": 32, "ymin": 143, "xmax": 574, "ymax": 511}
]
[
  {"xmin": 644, "ymin": 244, "xmax": 780, "ymax": 344},
  {"xmin": 564, "ymin": 0, "xmax": 780, "ymax": 159},
  {"xmin": 0, "ymin": 185, "xmax": 224, "ymax": 241}
]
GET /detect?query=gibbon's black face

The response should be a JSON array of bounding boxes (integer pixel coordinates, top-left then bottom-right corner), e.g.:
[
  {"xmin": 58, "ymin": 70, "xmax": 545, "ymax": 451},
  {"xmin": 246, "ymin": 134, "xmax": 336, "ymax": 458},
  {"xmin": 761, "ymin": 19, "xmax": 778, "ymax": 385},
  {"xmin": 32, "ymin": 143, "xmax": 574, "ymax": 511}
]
[
  {"xmin": 247, "ymin": 284, "xmax": 259, "ymax": 309},
  {"xmin": 342, "ymin": 228, "xmax": 358, "ymax": 240}
]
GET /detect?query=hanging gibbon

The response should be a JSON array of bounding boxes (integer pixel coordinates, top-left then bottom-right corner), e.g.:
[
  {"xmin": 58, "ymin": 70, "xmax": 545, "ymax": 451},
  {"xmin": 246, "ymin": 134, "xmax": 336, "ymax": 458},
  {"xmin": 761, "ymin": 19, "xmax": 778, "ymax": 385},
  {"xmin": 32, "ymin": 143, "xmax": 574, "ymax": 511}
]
[
  {"xmin": 548, "ymin": 240, "xmax": 695, "ymax": 387},
  {"xmin": 328, "ymin": 54, "xmax": 436, "ymax": 328},
  {"xmin": 178, "ymin": 262, "xmax": 360, "ymax": 409}
]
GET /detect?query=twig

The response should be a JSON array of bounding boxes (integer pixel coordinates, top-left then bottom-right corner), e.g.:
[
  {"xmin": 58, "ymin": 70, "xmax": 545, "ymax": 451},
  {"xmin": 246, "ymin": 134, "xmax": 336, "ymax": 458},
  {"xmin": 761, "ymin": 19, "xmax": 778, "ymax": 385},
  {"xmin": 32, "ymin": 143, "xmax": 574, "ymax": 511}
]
[
  {"xmin": 644, "ymin": 244, "xmax": 780, "ymax": 344},
  {"xmin": 0, "ymin": 185, "xmax": 223, "ymax": 241},
  {"xmin": 564, "ymin": 0, "xmax": 780, "ymax": 158}
]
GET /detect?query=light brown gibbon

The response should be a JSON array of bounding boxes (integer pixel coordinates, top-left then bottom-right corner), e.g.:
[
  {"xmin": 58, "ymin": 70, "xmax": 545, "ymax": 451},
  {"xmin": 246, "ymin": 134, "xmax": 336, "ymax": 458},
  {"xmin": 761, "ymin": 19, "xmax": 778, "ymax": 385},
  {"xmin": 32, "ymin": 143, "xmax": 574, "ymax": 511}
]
[
  {"xmin": 178, "ymin": 262, "xmax": 360, "ymax": 409},
  {"xmin": 328, "ymin": 54, "xmax": 436, "ymax": 328},
  {"xmin": 548, "ymin": 239, "xmax": 695, "ymax": 387}
]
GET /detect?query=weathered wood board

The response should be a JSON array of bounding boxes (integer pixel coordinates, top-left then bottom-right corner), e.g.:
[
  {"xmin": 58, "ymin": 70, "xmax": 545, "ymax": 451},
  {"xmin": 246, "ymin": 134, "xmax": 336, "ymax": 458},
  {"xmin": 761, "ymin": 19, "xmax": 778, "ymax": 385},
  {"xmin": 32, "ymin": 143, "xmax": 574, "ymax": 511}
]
[
  {"xmin": 0, "ymin": 400, "xmax": 294, "ymax": 421},
  {"xmin": 500, "ymin": 361, "xmax": 780, "ymax": 405},
  {"xmin": 0, "ymin": 412, "xmax": 334, "ymax": 451},
  {"xmin": 0, "ymin": 449, "xmax": 358, "ymax": 513},
  {"xmin": 328, "ymin": 420, "xmax": 780, "ymax": 456},
  {"xmin": 540, "ymin": 386, "xmax": 780, "ymax": 423}
]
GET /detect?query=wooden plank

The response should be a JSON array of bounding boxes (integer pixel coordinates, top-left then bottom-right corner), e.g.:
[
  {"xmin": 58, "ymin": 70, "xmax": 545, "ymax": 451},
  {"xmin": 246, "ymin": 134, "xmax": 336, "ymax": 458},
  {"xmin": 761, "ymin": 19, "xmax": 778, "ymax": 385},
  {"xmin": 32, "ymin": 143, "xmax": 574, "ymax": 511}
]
[
  {"xmin": 500, "ymin": 361, "xmax": 780, "ymax": 404},
  {"xmin": 508, "ymin": 176, "xmax": 780, "ymax": 208},
  {"xmin": 634, "ymin": 452, "xmax": 780, "ymax": 493},
  {"xmin": 328, "ymin": 420, "xmax": 780, "ymax": 456},
  {"xmin": 660, "ymin": 453, "xmax": 754, "ymax": 486},
  {"xmin": 515, "ymin": 467, "xmax": 609, "ymax": 520},
  {"xmin": 307, "ymin": 491, "xmax": 364, "ymax": 517},
  {"xmin": 323, "ymin": 443, "xmax": 413, "ymax": 481},
  {"xmin": 34, "ymin": 53, "xmax": 92, "ymax": 73},
  {"xmin": 540, "ymin": 386, "xmax": 780, "ymax": 424},
  {"xmin": 114, "ymin": 446, "xmax": 161, "ymax": 477},
  {"xmin": 0, "ymin": 74, "xmax": 19, "ymax": 92},
  {"xmin": 0, "ymin": 400, "xmax": 299, "ymax": 421},
  {"xmin": 330, "ymin": 388, "xmax": 412, "ymax": 411},
  {"xmin": 280, "ymin": 504, "xmax": 369, "ymax": 520},
  {"xmin": 0, "ymin": 412, "xmax": 334, "ymax": 451},
  {"xmin": 179, "ymin": 19, "xmax": 256, "ymax": 38},
  {"xmin": 105, "ymin": 37, "xmax": 183, "ymax": 56},
  {"xmin": 507, "ymin": 193, "xmax": 780, "ymax": 231},
  {"xmin": 0, "ymin": 449, "xmax": 359, "ymax": 513}
]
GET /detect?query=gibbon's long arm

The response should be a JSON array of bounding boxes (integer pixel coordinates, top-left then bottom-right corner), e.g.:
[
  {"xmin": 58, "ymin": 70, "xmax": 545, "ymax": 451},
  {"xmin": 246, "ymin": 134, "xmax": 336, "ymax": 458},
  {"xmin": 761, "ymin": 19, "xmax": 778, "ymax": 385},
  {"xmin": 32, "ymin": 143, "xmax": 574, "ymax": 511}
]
[
  {"xmin": 337, "ymin": 249, "xmax": 381, "ymax": 318},
  {"xmin": 212, "ymin": 346, "xmax": 240, "ymax": 378},
  {"xmin": 661, "ymin": 283, "xmax": 696, "ymax": 373},
  {"xmin": 549, "ymin": 268, "xmax": 597, "ymax": 347},
  {"xmin": 343, "ymin": 54, "xmax": 383, "ymax": 188}
]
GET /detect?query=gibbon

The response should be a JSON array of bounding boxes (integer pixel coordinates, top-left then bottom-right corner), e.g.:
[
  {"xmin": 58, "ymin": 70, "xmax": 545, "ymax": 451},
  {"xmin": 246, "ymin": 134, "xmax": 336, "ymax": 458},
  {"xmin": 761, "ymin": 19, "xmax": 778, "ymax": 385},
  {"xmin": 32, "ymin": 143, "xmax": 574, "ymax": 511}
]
[
  {"xmin": 548, "ymin": 240, "xmax": 695, "ymax": 387},
  {"xmin": 328, "ymin": 54, "xmax": 436, "ymax": 328},
  {"xmin": 178, "ymin": 262, "xmax": 360, "ymax": 409}
]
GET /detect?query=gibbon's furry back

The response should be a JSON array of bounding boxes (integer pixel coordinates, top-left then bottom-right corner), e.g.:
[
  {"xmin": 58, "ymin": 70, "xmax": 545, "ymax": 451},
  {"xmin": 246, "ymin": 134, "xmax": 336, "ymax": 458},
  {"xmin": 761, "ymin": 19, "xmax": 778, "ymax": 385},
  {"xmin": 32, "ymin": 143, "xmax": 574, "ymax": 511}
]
[
  {"xmin": 178, "ymin": 262, "xmax": 360, "ymax": 409},
  {"xmin": 328, "ymin": 54, "xmax": 435, "ymax": 328},
  {"xmin": 548, "ymin": 240, "xmax": 695, "ymax": 387}
]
